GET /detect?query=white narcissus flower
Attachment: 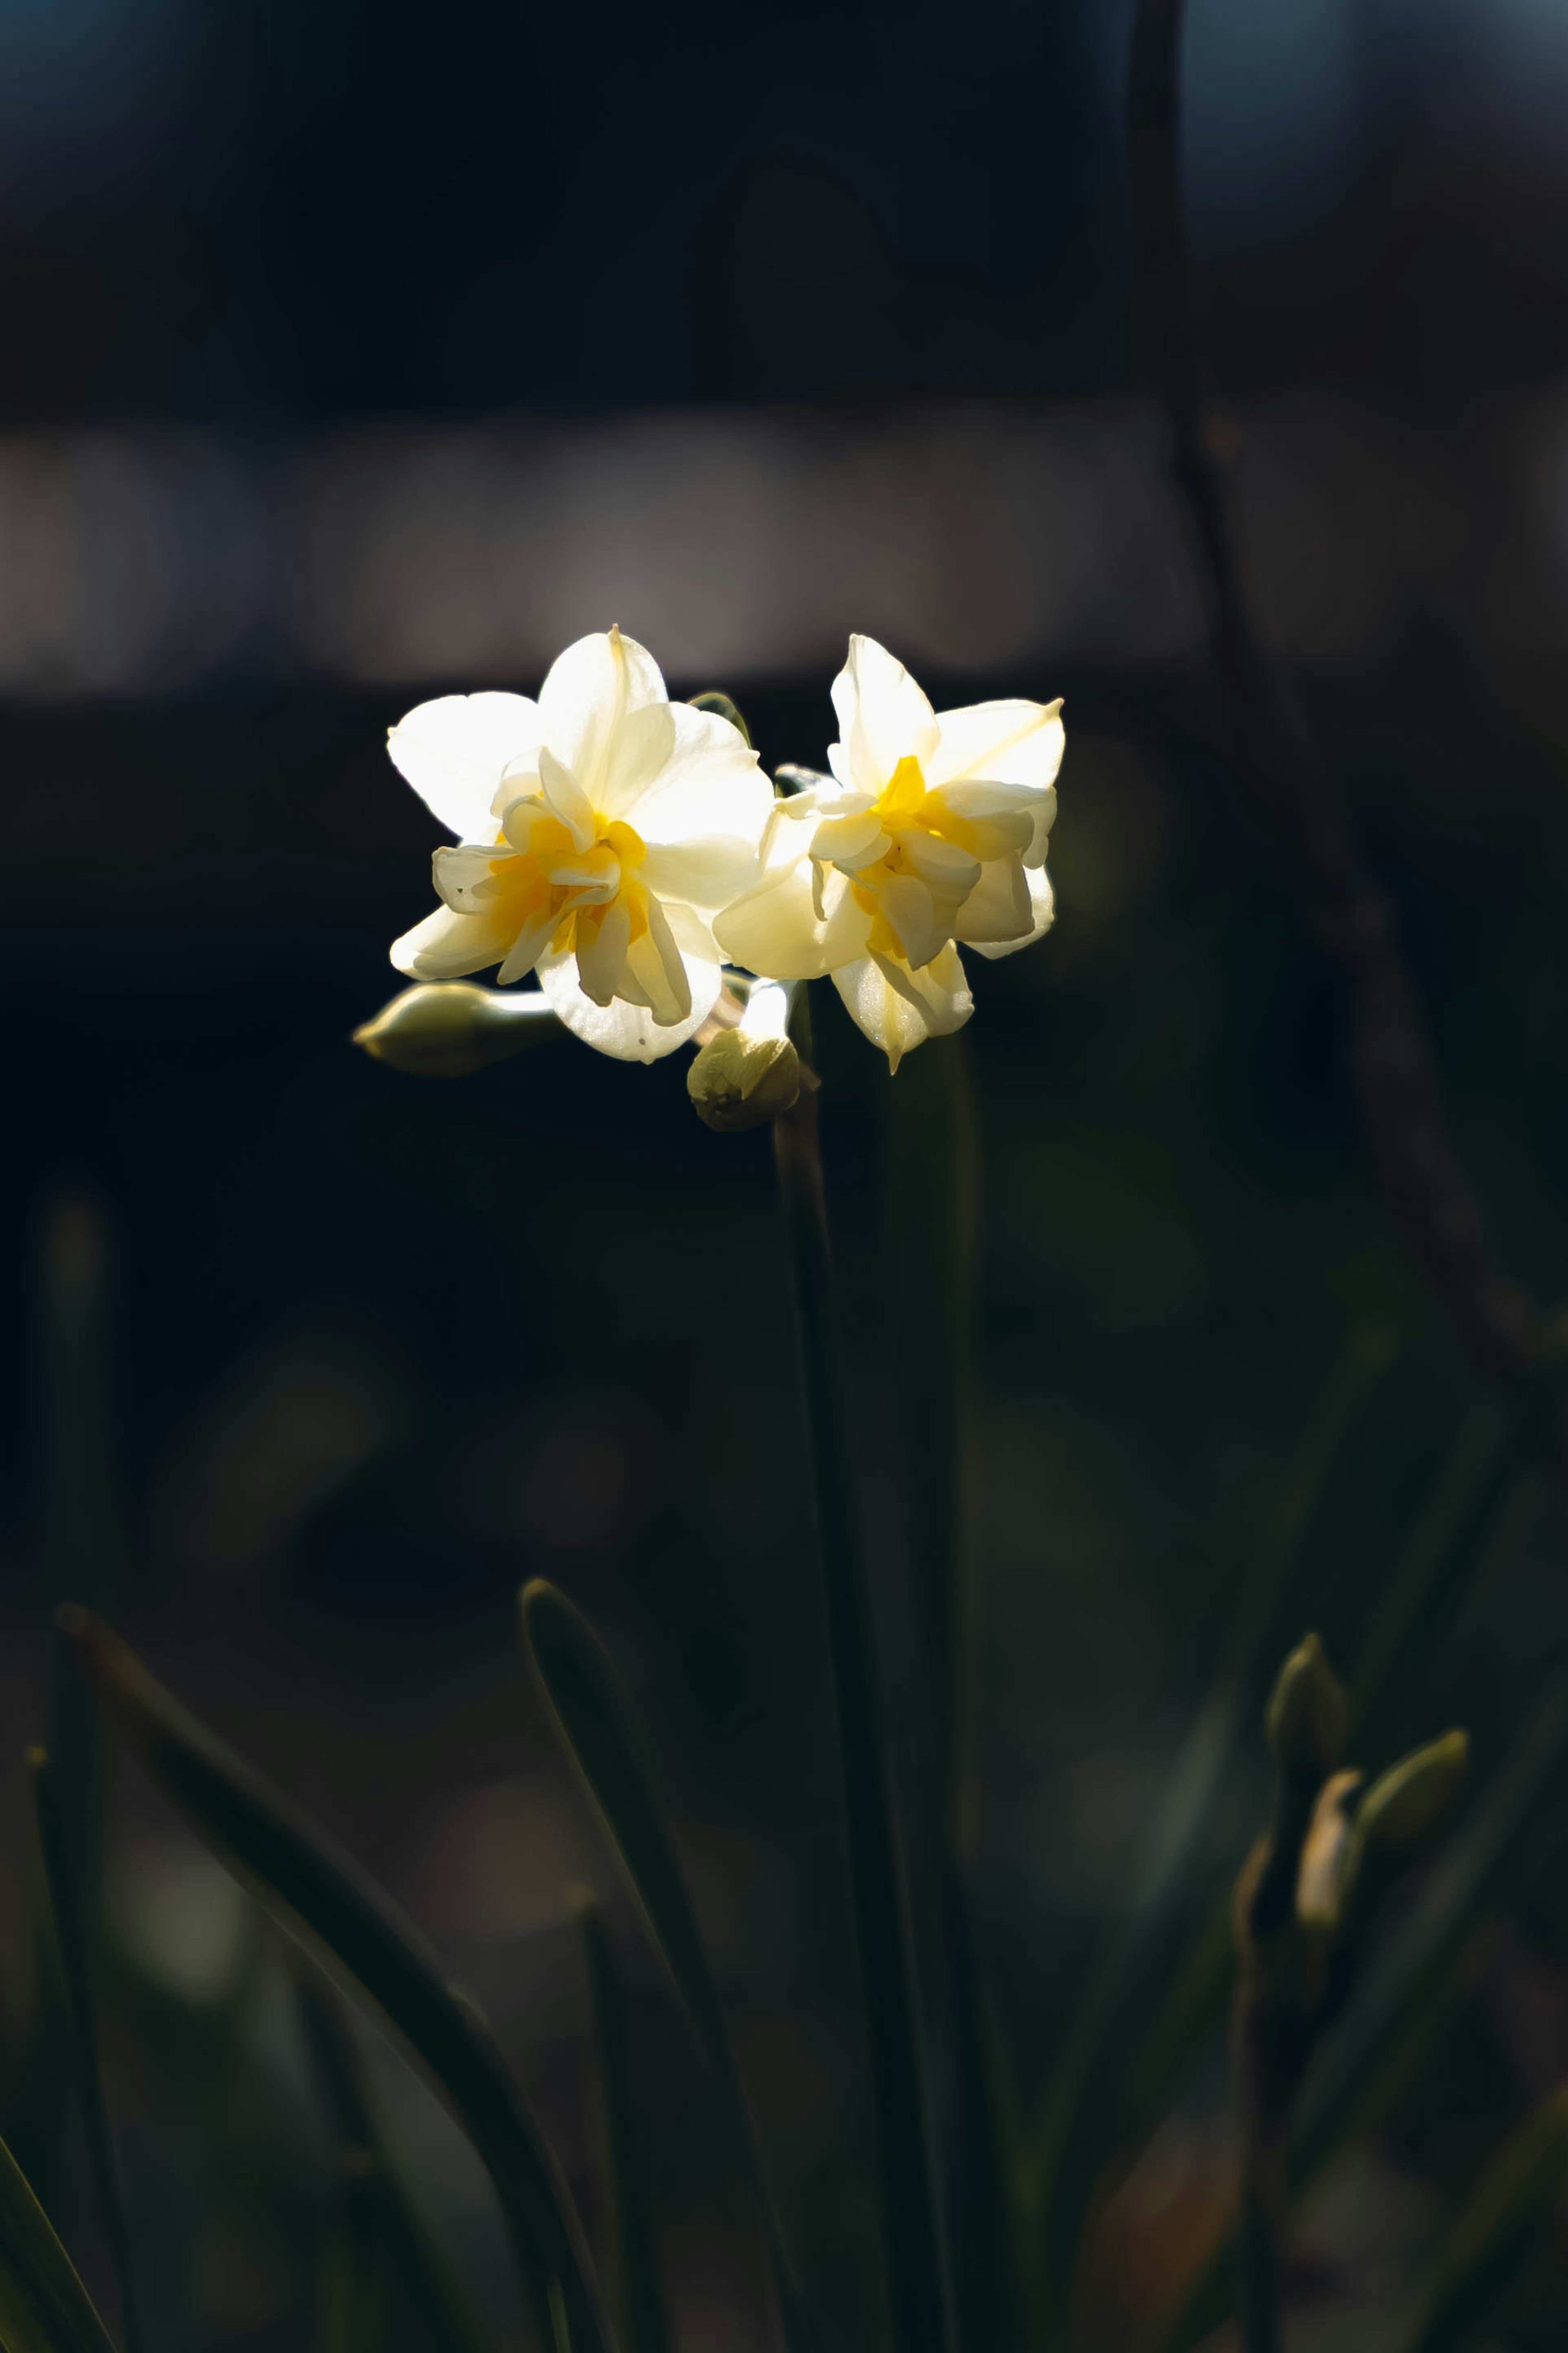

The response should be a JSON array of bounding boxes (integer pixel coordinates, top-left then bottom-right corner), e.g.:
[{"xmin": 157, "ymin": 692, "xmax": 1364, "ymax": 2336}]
[
  {"xmin": 388, "ymin": 629, "xmax": 773, "ymax": 1063},
  {"xmin": 714, "ymin": 636, "xmax": 1062, "ymax": 1071}
]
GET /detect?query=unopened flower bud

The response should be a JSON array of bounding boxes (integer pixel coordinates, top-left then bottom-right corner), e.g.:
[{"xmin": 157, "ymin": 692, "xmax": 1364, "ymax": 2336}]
[
  {"xmin": 1265, "ymin": 1633, "xmax": 1348, "ymax": 1786},
  {"xmin": 353, "ymin": 983, "xmax": 559, "ymax": 1077},
  {"xmin": 1356, "ymin": 1729, "xmax": 1468, "ymax": 1855},
  {"xmin": 687, "ymin": 1026, "xmax": 801, "ymax": 1132}
]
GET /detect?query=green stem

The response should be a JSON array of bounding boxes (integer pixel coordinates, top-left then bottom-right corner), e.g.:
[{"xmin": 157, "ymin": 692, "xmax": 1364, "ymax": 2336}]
[
  {"xmin": 772, "ymin": 1065, "xmax": 955, "ymax": 2353},
  {"xmin": 886, "ymin": 1036, "xmax": 979, "ymax": 1860}
]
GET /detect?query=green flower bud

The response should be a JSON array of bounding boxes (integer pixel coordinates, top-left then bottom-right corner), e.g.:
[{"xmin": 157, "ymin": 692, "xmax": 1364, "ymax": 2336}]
[
  {"xmin": 686, "ymin": 1026, "xmax": 801, "ymax": 1133},
  {"xmin": 1265, "ymin": 1633, "xmax": 1348, "ymax": 1785},
  {"xmin": 1356, "ymin": 1729, "xmax": 1469, "ymax": 1854},
  {"xmin": 353, "ymin": 983, "xmax": 559, "ymax": 1077}
]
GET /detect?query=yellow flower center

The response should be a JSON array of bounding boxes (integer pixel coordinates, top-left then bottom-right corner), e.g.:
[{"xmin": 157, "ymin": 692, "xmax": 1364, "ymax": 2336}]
[
  {"xmin": 846, "ymin": 757, "xmax": 988, "ymax": 961},
  {"xmin": 488, "ymin": 812, "xmax": 648, "ymax": 950}
]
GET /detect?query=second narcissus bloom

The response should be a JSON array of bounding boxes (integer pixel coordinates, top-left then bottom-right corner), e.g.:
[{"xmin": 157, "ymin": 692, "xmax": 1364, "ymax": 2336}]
[
  {"xmin": 715, "ymin": 636, "xmax": 1062, "ymax": 1070},
  {"xmin": 389, "ymin": 628, "xmax": 773, "ymax": 1062}
]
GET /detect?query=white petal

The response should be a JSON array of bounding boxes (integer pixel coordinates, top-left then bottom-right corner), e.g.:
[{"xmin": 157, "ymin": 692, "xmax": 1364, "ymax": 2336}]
[
  {"xmin": 875, "ymin": 874, "xmax": 946, "ymax": 969},
  {"xmin": 625, "ymin": 891, "xmax": 692, "ymax": 1026},
  {"xmin": 640, "ymin": 834, "xmax": 764, "ymax": 914},
  {"xmin": 537, "ymin": 629, "xmax": 667, "ymax": 804},
  {"xmin": 496, "ymin": 906, "xmax": 559, "ymax": 986},
  {"xmin": 811, "ymin": 810, "xmax": 892, "ymax": 870},
  {"xmin": 829, "ymin": 636, "xmax": 939, "ymax": 797},
  {"xmin": 596, "ymin": 702, "xmax": 677, "ymax": 818},
  {"xmin": 967, "ymin": 864, "xmax": 1055, "ymax": 960},
  {"xmin": 931, "ymin": 778, "xmax": 1039, "ymax": 860},
  {"xmin": 927, "ymin": 698, "xmax": 1065, "ymax": 792},
  {"xmin": 626, "ymin": 705, "xmax": 773, "ymax": 842},
  {"xmin": 432, "ymin": 843, "xmax": 512, "ymax": 914},
  {"xmin": 1026, "ymin": 785, "xmax": 1058, "ymax": 867},
  {"xmin": 390, "ymin": 903, "xmax": 514, "ymax": 980},
  {"xmin": 660, "ymin": 902, "xmax": 722, "ymax": 961},
  {"xmin": 537, "ymin": 940, "xmax": 719, "ymax": 1063},
  {"xmin": 501, "ymin": 793, "xmax": 555, "ymax": 851},
  {"xmin": 899, "ymin": 830, "xmax": 982, "ymax": 900},
  {"xmin": 575, "ymin": 897, "xmax": 633, "ymax": 1005},
  {"xmin": 831, "ymin": 943, "xmax": 973, "ymax": 1073},
  {"xmin": 539, "ymin": 745, "xmax": 597, "ymax": 853},
  {"xmin": 387, "ymin": 693, "xmax": 542, "ymax": 840},
  {"xmin": 951, "ymin": 856, "xmax": 1032, "ymax": 947},
  {"xmin": 714, "ymin": 861, "xmax": 871, "ymax": 980}
]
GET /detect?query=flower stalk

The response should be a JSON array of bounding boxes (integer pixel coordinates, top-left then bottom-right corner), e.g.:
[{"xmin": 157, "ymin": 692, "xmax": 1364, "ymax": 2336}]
[{"xmin": 771, "ymin": 1008, "xmax": 955, "ymax": 2353}]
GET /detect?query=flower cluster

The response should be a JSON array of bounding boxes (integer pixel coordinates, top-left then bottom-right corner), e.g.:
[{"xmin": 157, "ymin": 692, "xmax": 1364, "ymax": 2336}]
[{"xmin": 382, "ymin": 625, "xmax": 1062, "ymax": 1075}]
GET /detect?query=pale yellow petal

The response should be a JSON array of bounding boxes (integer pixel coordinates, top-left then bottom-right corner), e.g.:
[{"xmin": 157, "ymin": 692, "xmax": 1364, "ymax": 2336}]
[
  {"xmin": 898, "ymin": 829, "xmax": 981, "ymax": 901},
  {"xmin": 626, "ymin": 705, "xmax": 772, "ymax": 841},
  {"xmin": 538, "ymin": 745, "xmax": 597, "ymax": 852},
  {"xmin": 927, "ymin": 697, "xmax": 1065, "ymax": 792},
  {"xmin": 714, "ymin": 861, "xmax": 871, "ymax": 981},
  {"xmin": 537, "ymin": 940, "xmax": 718, "ymax": 1063},
  {"xmin": 951, "ymin": 856, "xmax": 1032, "ymax": 947},
  {"xmin": 875, "ymin": 873, "xmax": 945, "ymax": 970},
  {"xmin": 830, "ymin": 942, "xmax": 973, "ymax": 1073},
  {"xmin": 811, "ymin": 810, "xmax": 892, "ymax": 870},
  {"xmin": 496, "ymin": 906, "xmax": 559, "ymax": 986},
  {"xmin": 624, "ymin": 890, "xmax": 692, "ymax": 1026},
  {"xmin": 537, "ymin": 628, "xmax": 667, "ymax": 804},
  {"xmin": 829, "ymin": 635, "xmax": 939, "ymax": 796},
  {"xmin": 574, "ymin": 897, "xmax": 633, "ymax": 1006},
  {"xmin": 967, "ymin": 864, "xmax": 1054, "ymax": 960},
  {"xmin": 432, "ymin": 843, "xmax": 511, "ymax": 914},
  {"xmin": 390, "ymin": 903, "xmax": 513, "ymax": 981},
  {"xmin": 387, "ymin": 692, "xmax": 542, "ymax": 839}
]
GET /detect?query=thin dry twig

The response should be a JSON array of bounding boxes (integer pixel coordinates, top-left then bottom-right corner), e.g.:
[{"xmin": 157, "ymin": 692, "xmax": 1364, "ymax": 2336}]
[{"xmin": 1127, "ymin": 0, "xmax": 1544, "ymax": 1387}]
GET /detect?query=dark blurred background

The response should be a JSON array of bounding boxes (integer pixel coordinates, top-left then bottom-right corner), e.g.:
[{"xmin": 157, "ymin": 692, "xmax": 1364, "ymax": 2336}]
[{"xmin": 7, "ymin": 0, "xmax": 1568, "ymax": 2346}]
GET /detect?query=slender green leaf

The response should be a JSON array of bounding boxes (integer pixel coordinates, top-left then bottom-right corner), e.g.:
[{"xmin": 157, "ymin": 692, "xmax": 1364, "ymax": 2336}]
[
  {"xmin": 1397, "ymin": 2083, "xmax": 1568, "ymax": 2353},
  {"xmin": 519, "ymin": 1583, "xmax": 812, "ymax": 2353},
  {"xmin": 1030, "ymin": 1330, "xmax": 1394, "ymax": 2293},
  {"xmin": 0, "ymin": 2132, "xmax": 116, "ymax": 2353},
  {"xmin": 28, "ymin": 1753, "xmax": 143, "ymax": 2353},
  {"xmin": 775, "ymin": 1049, "xmax": 955, "ymax": 2353},
  {"xmin": 59, "ymin": 1610, "xmax": 613, "ymax": 2353},
  {"xmin": 294, "ymin": 1969, "xmax": 494, "ymax": 2353},
  {"xmin": 1350, "ymin": 1398, "xmax": 1519, "ymax": 1734},
  {"xmin": 579, "ymin": 1908, "xmax": 670, "ymax": 2353}
]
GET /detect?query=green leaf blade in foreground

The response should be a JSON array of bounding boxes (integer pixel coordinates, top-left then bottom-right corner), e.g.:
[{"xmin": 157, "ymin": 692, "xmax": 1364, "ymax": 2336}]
[
  {"xmin": 294, "ymin": 1970, "xmax": 495, "ymax": 2353},
  {"xmin": 1398, "ymin": 2083, "xmax": 1568, "ymax": 2353},
  {"xmin": 0, "ymin": 2132, "xmax": 117, "ymax": 2353},
  {"xmin": 28, "ymin": 1752, "xmax": 143, "ymax": 2353},
  {"xmin": 580, "ymin": 1907, "xmax": 670, "ymax": 2353},
  {"xmin": 519, "ymin": 1582, "xmax": 814, "ymax": 2353},
  {"xmin": 58, "ymin": 1609, "xmax": 613, "ymax": 2353}
]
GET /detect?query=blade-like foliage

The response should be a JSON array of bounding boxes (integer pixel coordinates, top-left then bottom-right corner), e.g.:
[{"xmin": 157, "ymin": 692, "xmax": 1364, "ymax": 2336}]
[
  {"xmin": 519, "ymin": 1582, "xmax": 813, "ymax": 2353},
  {"xmin": 59, "ymin": 1610, "xmax": 613, "ymax": 2353},
  {"xmin": 1397, "ymin": 2083, "xmax": 1568, "ymax": 2353},
  {"xmin": 1030, "ymin": 1329, "xmax": 1394, "ymax": 2295},
  {"xmin": 28, "ymin": 1752, "xmax": 143, "ymax": 2353},
  {"xmin": 0, "ymin": 2132, "xmax": 117, "ymax": 2353},
  {"xmin": 579, "ymin": 1905, "xmax": 671, "ymax": 2353},
  {"xmin": 294, "ymin": 1969, "xmax": 494, "ymax": 2353}
]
